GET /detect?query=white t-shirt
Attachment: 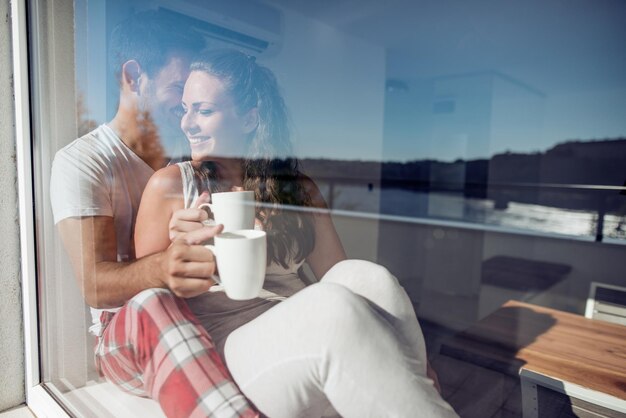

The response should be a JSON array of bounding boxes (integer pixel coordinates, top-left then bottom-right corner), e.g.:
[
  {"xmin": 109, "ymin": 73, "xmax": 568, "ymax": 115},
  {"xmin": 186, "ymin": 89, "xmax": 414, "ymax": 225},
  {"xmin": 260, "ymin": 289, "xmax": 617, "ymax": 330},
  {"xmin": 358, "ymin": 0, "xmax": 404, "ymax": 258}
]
[{"xmin": 50, "ymin": 124, "xmax": 155, "ymax": 335}]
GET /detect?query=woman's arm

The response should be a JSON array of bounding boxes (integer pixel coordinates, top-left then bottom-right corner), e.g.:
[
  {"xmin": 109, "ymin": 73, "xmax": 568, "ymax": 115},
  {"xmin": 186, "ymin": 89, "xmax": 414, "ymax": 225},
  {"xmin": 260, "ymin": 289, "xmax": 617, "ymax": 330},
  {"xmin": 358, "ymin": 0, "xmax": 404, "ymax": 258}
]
[
  {"xmin": 302, "ymin": 176, "xmax": 347, "ymax": 280},
  {"xmin": 135, "ymin": 165, "xmax": 185, "ymax": 257},
  {"xmin": 134, "ymin": 165, "xmax": 223, "ymax": 298}
]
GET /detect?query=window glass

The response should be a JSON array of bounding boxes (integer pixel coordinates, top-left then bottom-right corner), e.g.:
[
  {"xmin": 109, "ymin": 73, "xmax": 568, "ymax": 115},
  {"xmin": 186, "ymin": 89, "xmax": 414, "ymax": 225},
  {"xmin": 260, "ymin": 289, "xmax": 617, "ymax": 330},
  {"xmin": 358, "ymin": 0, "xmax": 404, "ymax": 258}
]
[{"xmin": 29, "ymin": 0, "xmax": 626, "ymax": 416}]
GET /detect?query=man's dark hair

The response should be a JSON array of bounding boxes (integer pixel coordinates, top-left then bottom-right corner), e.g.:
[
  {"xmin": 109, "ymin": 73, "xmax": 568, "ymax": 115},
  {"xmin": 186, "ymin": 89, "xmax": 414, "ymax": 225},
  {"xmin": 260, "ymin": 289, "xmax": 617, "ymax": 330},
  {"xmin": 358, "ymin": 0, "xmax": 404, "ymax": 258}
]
[{"xmin": 108, "ymin": 9, "xmax": 205, "ymax": 80}]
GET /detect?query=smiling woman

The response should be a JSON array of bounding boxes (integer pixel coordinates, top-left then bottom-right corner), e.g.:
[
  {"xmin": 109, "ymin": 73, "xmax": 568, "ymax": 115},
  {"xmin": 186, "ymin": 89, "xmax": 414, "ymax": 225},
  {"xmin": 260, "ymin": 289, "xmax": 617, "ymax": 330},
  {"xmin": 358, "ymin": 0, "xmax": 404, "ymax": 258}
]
[{"xmin": 181, "ymin": 69, "xmax": 257, "ymax": 160}]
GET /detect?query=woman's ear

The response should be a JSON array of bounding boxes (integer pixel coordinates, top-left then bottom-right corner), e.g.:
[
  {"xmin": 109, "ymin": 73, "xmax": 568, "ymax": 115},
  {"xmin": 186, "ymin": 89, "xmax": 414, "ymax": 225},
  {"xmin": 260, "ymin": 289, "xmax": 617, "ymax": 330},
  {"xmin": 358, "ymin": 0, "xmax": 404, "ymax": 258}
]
[
  {"xmin": 242, "ymin": 107, "xmax": 259, "ymax": 134},
  {"xmin": 121, "ymin": 60, "xmax": 142, "ymax": 93}
]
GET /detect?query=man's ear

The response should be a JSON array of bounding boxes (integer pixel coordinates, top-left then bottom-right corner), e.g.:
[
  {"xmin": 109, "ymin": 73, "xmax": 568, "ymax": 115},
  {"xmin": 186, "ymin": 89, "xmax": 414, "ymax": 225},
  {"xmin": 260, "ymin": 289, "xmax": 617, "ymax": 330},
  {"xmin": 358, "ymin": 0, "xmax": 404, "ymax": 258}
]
[
  {"xmin": 121, "ymin": 60, "xmax": 142, "ymax": 93},
  {"xmin": 243, "ymin": 107, "xmax": 259, "ymax": 134}
]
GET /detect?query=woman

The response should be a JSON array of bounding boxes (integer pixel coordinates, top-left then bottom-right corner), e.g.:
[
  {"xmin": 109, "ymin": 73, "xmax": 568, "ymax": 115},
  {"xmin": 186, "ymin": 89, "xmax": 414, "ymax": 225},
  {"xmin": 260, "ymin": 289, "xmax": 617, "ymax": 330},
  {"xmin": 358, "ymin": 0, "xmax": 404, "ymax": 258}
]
[{"xmin": 135, "ymin": 49, "xmax": 457, "ymax": 418}]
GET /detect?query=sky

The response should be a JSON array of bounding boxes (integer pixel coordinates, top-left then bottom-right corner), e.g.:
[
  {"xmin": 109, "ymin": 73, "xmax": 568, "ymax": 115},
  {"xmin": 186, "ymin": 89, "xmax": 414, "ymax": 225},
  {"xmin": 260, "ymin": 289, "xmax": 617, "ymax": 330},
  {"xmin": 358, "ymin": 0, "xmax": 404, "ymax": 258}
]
[{"xmin": 75, "ymin": 0, "xmax": 626, "ymax": 162}]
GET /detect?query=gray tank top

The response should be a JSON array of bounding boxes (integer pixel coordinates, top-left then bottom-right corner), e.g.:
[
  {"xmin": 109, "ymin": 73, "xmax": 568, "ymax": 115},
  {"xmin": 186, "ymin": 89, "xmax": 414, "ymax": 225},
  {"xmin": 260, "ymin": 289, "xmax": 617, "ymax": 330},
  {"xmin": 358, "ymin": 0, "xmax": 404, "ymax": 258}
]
[{"xmin": 177, "ymin": 162, "xmax": 308, "ymax": 358}]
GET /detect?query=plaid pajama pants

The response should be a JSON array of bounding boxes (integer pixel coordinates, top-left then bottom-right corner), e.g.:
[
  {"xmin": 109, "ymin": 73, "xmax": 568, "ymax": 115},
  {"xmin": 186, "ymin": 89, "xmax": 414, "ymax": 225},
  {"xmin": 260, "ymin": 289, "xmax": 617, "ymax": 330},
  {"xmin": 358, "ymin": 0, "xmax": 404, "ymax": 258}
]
[{"xmin": 95, "ymin": 288, "xmax": 260, "ymax": 418}]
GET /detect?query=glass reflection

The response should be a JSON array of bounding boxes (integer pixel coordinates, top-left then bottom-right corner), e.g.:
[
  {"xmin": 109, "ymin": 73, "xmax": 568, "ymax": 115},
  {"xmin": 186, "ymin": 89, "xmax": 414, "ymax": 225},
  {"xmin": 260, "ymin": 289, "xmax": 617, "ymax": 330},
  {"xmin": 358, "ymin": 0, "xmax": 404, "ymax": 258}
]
[{"xmin": 35, "ymin": 0, "xmax": 626, "ymax": 416}]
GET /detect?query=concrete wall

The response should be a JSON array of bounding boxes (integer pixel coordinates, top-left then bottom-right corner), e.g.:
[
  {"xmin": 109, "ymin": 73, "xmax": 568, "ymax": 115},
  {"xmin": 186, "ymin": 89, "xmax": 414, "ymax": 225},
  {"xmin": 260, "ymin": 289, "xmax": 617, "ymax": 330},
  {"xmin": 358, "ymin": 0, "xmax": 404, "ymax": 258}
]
[{"xmin": 0, "ymin": 0, "xmax": 26, "ymax": 411}]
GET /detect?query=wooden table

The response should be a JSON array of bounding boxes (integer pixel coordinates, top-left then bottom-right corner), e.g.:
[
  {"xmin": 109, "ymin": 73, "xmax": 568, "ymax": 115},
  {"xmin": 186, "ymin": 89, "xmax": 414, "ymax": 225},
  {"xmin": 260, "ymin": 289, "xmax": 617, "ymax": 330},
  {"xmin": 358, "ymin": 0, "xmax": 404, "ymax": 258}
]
[{"xmin": 440, "ymin": 300, "xmax": 626, "ymax": 417}]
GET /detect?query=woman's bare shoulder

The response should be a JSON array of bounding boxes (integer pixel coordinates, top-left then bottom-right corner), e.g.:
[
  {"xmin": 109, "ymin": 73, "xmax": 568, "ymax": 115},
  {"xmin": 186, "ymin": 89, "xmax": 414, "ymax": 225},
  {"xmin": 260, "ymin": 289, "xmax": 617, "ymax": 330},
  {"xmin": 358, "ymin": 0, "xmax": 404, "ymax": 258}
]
[{"xmin": 145, "ymin": 164, "xmax": 184, "ymax": 195}]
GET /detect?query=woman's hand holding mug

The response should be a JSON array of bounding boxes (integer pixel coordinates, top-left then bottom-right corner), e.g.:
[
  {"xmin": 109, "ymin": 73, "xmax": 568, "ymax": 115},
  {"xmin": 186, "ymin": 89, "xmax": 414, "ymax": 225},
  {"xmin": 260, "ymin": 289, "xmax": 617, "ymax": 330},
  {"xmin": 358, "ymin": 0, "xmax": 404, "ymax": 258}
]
[{"xmin": 168, "ymin": 192, "xmax": 212, "ymax": 242}]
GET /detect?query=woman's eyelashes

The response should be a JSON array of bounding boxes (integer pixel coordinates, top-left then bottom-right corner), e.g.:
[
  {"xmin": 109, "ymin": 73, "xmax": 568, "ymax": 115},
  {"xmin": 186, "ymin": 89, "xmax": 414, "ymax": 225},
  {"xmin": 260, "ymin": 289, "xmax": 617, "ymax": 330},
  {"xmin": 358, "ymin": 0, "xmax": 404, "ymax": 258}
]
[{"xmin": 180, "ymin": 105, "xmax": 214, "ymax": 116}]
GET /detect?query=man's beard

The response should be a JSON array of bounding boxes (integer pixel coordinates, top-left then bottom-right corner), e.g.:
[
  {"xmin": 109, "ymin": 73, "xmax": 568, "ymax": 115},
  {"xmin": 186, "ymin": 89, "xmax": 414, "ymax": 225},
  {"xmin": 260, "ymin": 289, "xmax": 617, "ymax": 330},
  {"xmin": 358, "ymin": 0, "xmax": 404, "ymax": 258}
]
[{"xmin": 138, "ymin": 88, "xmax": 188, "ymax": 159}]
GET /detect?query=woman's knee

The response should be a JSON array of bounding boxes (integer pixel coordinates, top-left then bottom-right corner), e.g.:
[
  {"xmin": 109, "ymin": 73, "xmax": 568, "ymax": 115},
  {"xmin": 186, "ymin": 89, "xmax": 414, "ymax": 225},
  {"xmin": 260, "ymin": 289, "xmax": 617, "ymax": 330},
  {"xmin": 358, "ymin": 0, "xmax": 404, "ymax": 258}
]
[
  {"xmin": 301, "ymin": 283, "xmax": 376, "ymax": 334},
  {"xmin": 322, "ymin": 260, "xmax": 404, "ymax": 304},
  {"xmin": 325, "ymin": 259, "xmax": 398, "ymax": 284}
]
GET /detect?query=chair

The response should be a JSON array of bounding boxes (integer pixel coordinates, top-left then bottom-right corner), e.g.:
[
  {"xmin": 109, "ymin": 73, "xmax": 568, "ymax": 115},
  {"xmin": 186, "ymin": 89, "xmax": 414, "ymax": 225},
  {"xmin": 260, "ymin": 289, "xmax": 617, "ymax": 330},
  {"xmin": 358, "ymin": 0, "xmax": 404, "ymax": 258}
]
[{"xmin": 584, "ymin": 282, "xmax": 626, "ymax": 325}]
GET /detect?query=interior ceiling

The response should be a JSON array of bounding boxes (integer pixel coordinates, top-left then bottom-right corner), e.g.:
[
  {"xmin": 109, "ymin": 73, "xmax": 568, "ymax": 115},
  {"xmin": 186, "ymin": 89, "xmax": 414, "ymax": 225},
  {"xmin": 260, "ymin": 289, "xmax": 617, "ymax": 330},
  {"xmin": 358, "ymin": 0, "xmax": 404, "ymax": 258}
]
[{"xmin": 265, "ymin": 0, "xmax": 626, "ymax": 92}]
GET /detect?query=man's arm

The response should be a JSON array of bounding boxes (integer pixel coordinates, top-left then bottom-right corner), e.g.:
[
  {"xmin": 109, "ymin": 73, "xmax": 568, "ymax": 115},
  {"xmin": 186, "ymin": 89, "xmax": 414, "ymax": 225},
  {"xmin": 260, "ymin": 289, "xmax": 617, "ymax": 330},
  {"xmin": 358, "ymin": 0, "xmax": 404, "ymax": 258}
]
[{"xmin": 58, "ymin": 216, "xmax": 221, "ymax": 309}]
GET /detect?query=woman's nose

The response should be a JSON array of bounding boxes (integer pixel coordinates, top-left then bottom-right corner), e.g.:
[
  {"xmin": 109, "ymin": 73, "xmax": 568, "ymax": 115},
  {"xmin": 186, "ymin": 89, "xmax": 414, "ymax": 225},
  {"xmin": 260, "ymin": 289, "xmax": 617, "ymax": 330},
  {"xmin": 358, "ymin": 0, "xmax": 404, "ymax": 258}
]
[{"xmin": 181, "ymin": 112, "xmax": 199, "ymax": 135}]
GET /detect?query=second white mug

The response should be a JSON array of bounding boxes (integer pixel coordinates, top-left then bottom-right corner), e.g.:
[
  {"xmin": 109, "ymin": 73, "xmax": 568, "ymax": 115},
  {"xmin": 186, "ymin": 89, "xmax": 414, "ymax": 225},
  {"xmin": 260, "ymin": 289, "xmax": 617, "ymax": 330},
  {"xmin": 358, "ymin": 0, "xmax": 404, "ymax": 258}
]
[{"xmin": 206, "ymin": 229, "xmax": 267, "ymax": 300}]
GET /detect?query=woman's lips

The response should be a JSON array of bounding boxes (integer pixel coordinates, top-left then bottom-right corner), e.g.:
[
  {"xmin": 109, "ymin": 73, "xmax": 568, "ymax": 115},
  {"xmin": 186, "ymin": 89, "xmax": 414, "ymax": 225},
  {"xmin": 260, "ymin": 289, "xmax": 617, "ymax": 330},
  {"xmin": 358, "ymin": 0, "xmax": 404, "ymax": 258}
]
[
  {"xmin": 189, "ymin": 137, "xmax": 216, "ymax": 157},
  {"xmin": 188, "ymin": 136, "xmax": 211, "ymax": 145}
]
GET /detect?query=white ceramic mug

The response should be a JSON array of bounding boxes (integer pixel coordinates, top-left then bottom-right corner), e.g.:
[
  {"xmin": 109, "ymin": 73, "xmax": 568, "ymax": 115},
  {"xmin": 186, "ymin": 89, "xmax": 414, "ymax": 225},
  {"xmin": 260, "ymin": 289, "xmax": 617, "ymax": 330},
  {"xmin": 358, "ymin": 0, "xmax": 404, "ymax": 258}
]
[
  {"xmin": 199, "ymin": 191, "xmax": 255, "ymax": 232},
  {"xmin": 206, "ymin": 229, "xmax": 267, "ymax": 300}
]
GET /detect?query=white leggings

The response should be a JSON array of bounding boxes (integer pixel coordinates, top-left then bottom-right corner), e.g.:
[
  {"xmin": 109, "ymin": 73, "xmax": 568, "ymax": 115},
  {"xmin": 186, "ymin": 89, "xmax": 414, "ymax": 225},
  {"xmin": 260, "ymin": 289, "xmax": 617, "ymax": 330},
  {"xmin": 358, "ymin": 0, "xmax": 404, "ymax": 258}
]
[{"xmin": 224, "ymin": 260, "xmax": 458, "ymax": 418}]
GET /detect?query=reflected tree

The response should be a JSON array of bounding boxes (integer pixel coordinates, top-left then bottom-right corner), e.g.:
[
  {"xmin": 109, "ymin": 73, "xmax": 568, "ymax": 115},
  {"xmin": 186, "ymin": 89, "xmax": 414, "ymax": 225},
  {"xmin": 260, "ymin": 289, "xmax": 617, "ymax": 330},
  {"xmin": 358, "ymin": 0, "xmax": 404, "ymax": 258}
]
[{"xmin": 76, "ymin": 91, "xmax": 97, "ymax": 138}]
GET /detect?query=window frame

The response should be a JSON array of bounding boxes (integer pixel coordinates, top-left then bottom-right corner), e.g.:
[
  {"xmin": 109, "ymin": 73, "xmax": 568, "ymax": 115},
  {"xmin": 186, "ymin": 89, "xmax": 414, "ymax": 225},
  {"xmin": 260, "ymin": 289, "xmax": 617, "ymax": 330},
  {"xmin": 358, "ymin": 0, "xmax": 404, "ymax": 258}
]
[{"xmin": 12, "ymin": 0, "xmax": 71, "ymax": 415}]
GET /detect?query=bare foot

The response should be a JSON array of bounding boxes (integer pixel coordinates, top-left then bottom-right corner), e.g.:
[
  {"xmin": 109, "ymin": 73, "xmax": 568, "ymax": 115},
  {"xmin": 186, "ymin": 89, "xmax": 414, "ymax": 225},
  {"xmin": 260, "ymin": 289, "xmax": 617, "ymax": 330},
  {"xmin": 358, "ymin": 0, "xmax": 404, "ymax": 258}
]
[{"xmin": 427, "ymin": 361, "xmax": 442, "ymax": 394}]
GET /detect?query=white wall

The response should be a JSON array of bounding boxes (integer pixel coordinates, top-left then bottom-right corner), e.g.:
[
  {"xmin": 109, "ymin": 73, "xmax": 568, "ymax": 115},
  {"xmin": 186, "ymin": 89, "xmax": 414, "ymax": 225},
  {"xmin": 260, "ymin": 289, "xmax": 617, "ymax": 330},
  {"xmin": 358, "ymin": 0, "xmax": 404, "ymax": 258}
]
[
  {"xmin": 261, "ymin": 7, "xmax": 386, "ymax": 162},
  {"xmin": 0, "ymin": 0, "xmax": 26, "ymax": 411}
]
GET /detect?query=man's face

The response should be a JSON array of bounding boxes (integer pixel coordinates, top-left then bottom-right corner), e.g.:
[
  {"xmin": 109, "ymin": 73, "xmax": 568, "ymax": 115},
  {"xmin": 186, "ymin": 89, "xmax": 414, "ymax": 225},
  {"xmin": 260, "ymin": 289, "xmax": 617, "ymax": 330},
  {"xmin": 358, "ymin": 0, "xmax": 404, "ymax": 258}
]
[{"xmin": 139, "ymin": 53, "xmax": 191, "ymax": 155}]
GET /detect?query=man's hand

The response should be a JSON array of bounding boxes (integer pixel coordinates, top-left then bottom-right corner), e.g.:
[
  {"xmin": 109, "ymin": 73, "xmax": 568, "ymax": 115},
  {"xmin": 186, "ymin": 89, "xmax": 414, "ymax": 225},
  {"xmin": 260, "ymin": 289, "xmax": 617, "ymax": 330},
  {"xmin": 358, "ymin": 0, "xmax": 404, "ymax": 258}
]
[
  {"xmin": 159, "ymin": 223, "xmax": 224, "ymax": 298},
  {"xmin": 168, "ymin": 192, "xmax": 212, "ymax": 241}
]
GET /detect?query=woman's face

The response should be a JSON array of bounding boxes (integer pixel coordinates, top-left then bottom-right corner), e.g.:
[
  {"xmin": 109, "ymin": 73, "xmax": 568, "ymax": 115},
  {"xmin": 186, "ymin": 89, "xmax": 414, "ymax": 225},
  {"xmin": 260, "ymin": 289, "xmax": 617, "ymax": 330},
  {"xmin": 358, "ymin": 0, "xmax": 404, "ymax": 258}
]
[{"xmin": 181, "ymin": 71, "xmax": 254, "ymax": 161}]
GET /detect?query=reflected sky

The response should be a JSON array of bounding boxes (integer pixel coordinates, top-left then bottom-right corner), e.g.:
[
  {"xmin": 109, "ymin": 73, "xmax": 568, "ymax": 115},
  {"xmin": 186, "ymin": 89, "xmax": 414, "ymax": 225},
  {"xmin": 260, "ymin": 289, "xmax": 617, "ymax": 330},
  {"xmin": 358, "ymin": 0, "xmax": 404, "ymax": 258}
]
[{"xmin": 75, "ymin": 0, "xmax": 626, "ymax": 162}]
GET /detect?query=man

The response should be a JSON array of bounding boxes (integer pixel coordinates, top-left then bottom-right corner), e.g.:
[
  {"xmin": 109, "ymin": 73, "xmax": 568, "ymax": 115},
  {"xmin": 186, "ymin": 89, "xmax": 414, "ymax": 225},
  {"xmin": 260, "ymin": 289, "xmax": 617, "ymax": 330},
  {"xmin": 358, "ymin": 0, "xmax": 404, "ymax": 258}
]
[{"xmin": 50, "ymin": 10, "xmax": 258, "ymax": 418}]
